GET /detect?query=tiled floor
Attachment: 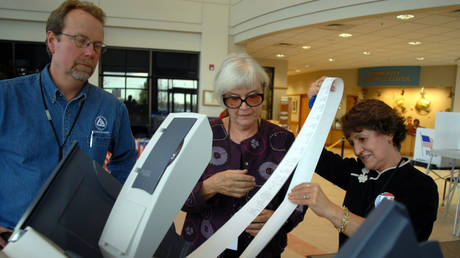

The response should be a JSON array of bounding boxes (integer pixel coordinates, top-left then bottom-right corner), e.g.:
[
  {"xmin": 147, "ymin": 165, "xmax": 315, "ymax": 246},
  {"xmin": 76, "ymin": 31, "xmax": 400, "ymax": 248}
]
[{"xmin": 282, "ymin": 147, "xmax": 460, "ymax": 257}]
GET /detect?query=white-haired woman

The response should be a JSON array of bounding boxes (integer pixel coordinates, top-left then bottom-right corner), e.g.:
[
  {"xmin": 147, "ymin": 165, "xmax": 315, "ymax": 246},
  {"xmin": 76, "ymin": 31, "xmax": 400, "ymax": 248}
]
[{"xmin": 181, "ymin": 53, "xmax": 306, "ymax": 257}]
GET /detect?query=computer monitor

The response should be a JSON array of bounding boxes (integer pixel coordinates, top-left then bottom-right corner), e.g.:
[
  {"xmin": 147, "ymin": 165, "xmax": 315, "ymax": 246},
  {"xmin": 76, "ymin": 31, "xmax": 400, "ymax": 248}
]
[
  {"xmin": 9, "ymin": 114, "xmax": 210, "ymax": 258},
  {"xmin": 336, "ymin": 199, "xmax": 442, "ymax": 258},
  {"xmin": 13, "ymin": 142, "xmax": 122, "ymax": 258},
  {"xmin": 99, "ymin": 113, "xmax": 212, "ymax": 258}
]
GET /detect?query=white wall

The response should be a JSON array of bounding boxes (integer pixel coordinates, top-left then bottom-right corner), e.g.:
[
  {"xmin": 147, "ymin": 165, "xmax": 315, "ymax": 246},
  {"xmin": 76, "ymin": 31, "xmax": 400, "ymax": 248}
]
[
  {"xmin": 0, "ymin": 0, "xmax": 230, "ymax": 117},
  {"xmin": 0, "ymin": 20, "xmax": 46, "ymax": 42},
  {"xmin": 198, "ymin": 3, "xmax": 230, "ymax": 118},
  {"xmin": 2, "ymin": 0, "xmax": 459, "ymax": 116},
  {"xmin": 101, "ymin": 0, "xmax": 202, "ymax": 32}
]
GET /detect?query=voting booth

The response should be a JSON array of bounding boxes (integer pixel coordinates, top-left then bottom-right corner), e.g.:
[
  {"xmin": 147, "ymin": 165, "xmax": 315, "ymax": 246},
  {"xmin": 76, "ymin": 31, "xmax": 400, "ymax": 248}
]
[
  {"xmin": 99, "ymin": 113, "xmax": 212, "ymax": 257},
  {"xmin": 412, "ymin": 112, "xmax": 460, "ymax": 236},
  {"xmin": 1, "ymin": 113, "xmax": 212, "ymax": 258},
  {"xmin": 413, "ymin": 112, "xmax": 460, "ymax": 168},
  {"xmin": 413, "ymin": 127, "xmax": 460, "ymax": 168}
]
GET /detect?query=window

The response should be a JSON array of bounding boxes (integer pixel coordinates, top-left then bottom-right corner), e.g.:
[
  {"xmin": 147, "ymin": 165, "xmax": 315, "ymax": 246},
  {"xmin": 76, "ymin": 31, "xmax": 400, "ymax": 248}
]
[
  {"xmin": 158, "ymin": 79, "xmax": 197, "ymax": 113},
  {"xmin": 103, "ymin": 71, "xmax": 150, "ymax": 126},
  {"xmin": 100, "ymin": 48, "xmax": 199, "ymax": 137},
  {"xmin": 101, "ymin": 49, "xmax": 150, "ymax": 128},
  {"xmin": 0, "ymin": 40, "xmax": 50, "ymax": 79}
]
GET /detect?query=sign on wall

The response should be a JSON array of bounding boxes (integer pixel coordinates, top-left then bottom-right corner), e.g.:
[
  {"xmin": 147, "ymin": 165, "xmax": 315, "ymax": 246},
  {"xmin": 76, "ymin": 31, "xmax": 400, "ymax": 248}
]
[{"xmin": 358, "ymin": 66, "xmax": 420, "ymax": 86}]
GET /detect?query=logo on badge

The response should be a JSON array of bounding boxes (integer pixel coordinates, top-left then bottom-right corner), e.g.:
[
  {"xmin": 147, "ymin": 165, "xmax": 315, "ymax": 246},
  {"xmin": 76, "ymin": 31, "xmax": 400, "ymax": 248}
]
[
  {"xmin": 374, "ymin": 192, "xmax": 395, "ymax": 207},
  {"xmin": 95, "ymin": 115, "xmax": 108, "ymax": 131}
]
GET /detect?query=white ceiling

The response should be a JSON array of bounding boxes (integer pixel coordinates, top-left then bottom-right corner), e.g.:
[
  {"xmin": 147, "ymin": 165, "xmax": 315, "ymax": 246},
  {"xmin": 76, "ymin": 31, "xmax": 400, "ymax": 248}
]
[{"xmin": 242, "ymin": 5, "xmax": 460, "ymax": 76}]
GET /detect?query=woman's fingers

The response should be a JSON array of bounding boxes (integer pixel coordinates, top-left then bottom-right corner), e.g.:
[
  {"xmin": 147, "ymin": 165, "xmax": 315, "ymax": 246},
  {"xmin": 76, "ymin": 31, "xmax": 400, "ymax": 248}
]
[{"xmin": 288, "ymin": 183, "xmax": 310, "ymax": 204}]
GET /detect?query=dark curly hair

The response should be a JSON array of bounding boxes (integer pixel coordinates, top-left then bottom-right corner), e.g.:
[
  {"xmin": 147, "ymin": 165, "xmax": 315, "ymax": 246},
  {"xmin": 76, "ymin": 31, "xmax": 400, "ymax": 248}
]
[{"xmin": 341, "ymin": 99, "xmax": 407, "ymax": 150}]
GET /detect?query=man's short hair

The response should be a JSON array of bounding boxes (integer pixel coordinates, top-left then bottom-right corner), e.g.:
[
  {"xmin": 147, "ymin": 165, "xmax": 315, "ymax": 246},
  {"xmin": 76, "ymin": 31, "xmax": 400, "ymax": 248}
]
[{"xmin": 45, "ymin": 0, "xmax": 106, "ymax": 56}]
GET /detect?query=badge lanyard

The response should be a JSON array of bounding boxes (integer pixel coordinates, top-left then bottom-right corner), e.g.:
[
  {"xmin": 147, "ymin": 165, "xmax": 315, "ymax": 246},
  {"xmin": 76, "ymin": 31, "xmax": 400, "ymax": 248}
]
[{"xmin": 39, "ymin": 73, "xmax": 85, "ymax": 161}]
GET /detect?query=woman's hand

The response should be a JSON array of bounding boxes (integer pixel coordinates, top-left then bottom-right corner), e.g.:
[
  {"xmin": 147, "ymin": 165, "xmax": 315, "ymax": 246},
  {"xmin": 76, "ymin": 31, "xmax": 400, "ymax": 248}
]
[
  {"xmin": 200, "ymin": 169, "xmax": 256, "ymax": 200},
  {"xmin": 245, "ymin": 209, "xmax": 274, "ymax": 236},
  {"xmin": 288, "ymin": 183, "xmax": 335, "ymax": 219},
  {"xmin": 307, "ymin": 76, "xmax": 336, "ymax": 99},
  {"xmin": 288, "ymin": 183, "xmax": 365, "ymax": 236}
]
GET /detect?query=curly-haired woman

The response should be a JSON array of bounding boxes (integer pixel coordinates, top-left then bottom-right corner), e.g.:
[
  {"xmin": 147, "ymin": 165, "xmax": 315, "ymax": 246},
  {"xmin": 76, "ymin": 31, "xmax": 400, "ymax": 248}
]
[{"xmin": 289, "ymin": 80, "xmax": 438, "ymax": 247}]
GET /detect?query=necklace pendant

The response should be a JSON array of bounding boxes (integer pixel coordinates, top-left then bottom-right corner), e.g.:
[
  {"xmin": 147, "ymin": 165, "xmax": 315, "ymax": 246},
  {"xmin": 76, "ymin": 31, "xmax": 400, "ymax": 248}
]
[{"xmin": 358, "ymin": 173, "xmax": 368, "ymax": 183}]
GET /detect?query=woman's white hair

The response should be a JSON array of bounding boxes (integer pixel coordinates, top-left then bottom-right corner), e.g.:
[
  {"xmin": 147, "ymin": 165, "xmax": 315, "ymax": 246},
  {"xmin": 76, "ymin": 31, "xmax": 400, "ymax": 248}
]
[{"xmin": 213, "ymin": 53, "xmax": 269, "ymax": 105}]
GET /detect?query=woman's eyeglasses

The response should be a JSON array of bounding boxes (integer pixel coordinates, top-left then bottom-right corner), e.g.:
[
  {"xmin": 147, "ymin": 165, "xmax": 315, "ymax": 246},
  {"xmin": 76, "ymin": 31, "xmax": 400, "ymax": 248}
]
[{"xmin": 223, "ymin": 93, "xmax": 264, "ymax": 109}]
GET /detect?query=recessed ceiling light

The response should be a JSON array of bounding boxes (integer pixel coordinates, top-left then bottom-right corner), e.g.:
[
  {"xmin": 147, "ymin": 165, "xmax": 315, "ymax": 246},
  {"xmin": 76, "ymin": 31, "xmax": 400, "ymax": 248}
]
[
  {"xmin": 397, "ymin": 14, "xmax": 415, "ymax": 20},
  {"xmin": 276, "ymin": 54, "xmax": 285, "ymax": 58},
  {"xmin": 339, "ymin": 33, "xmax": 352, "ymax": 38},
  {"xmin": 328, "ymin": 58, "xmax": 335, "ymax": 62},
  {"xmin": 295, "ymin": 69, "xmax": 301, "ymax": 73},
  {"xmin": 302, "ymin": 45, "xmax": 312, "ymax": 49},
  {"xmin": 363, "ymin": 51, "xmax": 371, "ymax": 55},
  {"xmin": 304, "ymin": 64, "xmax": 310, "ymax": 68},
  {"xmin": 408, "ymin": 41, "xmax": 421, "ymax": 45},
  {"xmin": 276, "ymin": 42, "xmax": 293, "ymax": 47},
  {"xmin": 416, "ymin": 57, "xmax": 425, "ymax": 61}
]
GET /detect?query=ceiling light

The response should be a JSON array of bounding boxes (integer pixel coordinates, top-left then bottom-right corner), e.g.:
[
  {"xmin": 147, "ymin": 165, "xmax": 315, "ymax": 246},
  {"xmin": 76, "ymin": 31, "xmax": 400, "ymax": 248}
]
[
  {"xmin": 363, "ymin": 51, "xmax": 371, "ymax": 55},
  {"xmin": 276, "ymin": 54, "xmax": 285, "ymax": 58},
  {"xmin": 328, "ymin": 58, "xmax": 335, "ymax": 62},
  {"xmin": 397, "ymin": 14, "xmax": 415, "ymax": 20},
  {"xmin": 295, "ymin": 69, "xmax": 301, "ymax": 73},
  {"xmin": 339, "ymin": 33, "xmax": 352, "ymax": 38},
  {"xmin": 304, "ymin": 64, "xmax": 310, "ymax": 68},
  {"xmin": 302, "ymin": 45, "xmax": 311, "ymax": 49},
  {"xmin": 276, "ymin": 42, "xmax": 293, "ymax": 47},
  {"xmin": 416, "ymin": 57, "xmax": 425, "ymax": 61},
  {"xmin": 408, "ymin": 41, "xmax": 421, "ymax": 45}
]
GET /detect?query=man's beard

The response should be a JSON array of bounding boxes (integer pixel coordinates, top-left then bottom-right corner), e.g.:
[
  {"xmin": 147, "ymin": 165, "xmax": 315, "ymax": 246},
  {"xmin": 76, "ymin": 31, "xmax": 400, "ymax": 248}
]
[{"xmin": 70, "ymin": 61, "xmax": 94, "ymax": 81}]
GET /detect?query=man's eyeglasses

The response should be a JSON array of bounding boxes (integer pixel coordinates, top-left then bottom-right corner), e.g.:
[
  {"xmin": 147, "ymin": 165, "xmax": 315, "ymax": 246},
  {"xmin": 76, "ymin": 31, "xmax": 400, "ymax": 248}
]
[
  {"xmin": 60, "ymin": 33, "xmax": 107, "ymax": 53},
  {"xmin": 223, "ymin": 93, "xmax": 264, "ymax": 109}
]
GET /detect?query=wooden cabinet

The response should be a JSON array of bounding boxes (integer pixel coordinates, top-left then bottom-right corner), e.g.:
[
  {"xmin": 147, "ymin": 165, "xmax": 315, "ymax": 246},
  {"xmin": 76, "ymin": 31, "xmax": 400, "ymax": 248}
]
[{"xmin": 400, "ymin": 135, "xmax": 415, "ymax": 157}]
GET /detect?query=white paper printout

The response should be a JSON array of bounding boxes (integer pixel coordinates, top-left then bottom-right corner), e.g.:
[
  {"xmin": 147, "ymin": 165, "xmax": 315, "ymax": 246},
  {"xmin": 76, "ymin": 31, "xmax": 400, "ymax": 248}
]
[
  {"xmin": 187, "ymin": 77, "xmax": 344, "ymax": 258},
  {"xmin": 240, "ymin": 77, "xmax": 343, "ymax": 257}
]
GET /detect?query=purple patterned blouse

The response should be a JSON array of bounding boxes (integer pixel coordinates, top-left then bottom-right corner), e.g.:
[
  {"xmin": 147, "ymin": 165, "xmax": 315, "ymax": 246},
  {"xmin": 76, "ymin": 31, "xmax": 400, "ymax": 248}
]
[{"xmin": 181, "ymin": 119, "xmax": 307, "ymax": 257}]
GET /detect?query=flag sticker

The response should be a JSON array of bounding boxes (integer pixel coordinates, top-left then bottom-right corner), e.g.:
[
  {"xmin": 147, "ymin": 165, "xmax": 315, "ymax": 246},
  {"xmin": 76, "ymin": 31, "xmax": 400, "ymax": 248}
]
[{"xmin": 422, "ymin": 135, "xmax": 432, "ymax": 149}]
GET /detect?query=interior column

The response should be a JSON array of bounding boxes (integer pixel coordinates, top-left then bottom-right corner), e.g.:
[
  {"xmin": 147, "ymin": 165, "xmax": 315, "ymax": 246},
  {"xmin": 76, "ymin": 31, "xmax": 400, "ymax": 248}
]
[{"xmin": 454, "ymin": 57, "xmax": 460, "ymax": 112}]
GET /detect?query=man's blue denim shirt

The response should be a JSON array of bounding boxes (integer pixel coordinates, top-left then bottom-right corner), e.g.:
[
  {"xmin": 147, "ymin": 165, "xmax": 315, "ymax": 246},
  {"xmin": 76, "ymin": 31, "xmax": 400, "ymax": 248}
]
[{"xmin": 0, "ymin": 65, "xmax": 137, "ymax": 229}]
